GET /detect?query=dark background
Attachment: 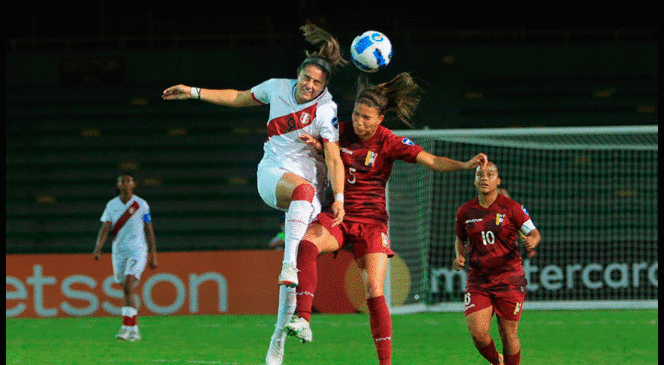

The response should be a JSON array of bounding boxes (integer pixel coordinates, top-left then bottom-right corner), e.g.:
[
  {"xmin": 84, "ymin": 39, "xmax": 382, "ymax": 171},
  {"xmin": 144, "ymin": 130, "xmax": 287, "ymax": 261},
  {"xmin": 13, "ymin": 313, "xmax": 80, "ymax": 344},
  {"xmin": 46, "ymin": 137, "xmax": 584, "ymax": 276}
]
[{"xmin": 6, "ymin": 2, "xmax": 658, "ymax": 254}]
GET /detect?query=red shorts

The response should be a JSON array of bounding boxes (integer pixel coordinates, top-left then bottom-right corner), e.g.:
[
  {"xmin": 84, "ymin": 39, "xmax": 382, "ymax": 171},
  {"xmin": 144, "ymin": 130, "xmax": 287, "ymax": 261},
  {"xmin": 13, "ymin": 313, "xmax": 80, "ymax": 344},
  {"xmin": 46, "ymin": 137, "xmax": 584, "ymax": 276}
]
[
  {"xmin": 463, "ymin": 287, "xmax": 526, "ymax": 322},
  {"xmin": 314, "ymin": 212, "xmax": 395, "ymax": 260}
]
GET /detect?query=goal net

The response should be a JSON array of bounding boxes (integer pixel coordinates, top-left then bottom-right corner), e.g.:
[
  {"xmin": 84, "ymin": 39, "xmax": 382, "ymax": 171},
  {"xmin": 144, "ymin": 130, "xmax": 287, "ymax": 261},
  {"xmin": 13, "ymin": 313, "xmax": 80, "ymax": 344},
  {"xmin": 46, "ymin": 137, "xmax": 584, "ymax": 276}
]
[{"xmin": 386, "ymin": 126, "xmax": 658, "ymax": 313}]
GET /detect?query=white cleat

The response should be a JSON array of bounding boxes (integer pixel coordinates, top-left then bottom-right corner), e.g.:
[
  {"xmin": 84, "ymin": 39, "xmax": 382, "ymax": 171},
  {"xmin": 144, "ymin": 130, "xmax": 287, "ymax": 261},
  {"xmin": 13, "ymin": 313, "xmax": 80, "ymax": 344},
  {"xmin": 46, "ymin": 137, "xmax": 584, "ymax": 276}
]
[
  {"xmin": 285, "ymin": 317, "xmax": 313, "ymax": 343},
  {"xmin": 265, "ymin": 331, "xmax": 286, "ymax": 365},
  {"xmin": 277, "ymin": 264, "xmax": 299, "ymax": 287},
  {"xmin": 115, "ymin": 327, "xmax": 131, "ymax": 341},
  {"xmin": 127, "ymin": 329, "xmax": 141, "ymax": 342}
]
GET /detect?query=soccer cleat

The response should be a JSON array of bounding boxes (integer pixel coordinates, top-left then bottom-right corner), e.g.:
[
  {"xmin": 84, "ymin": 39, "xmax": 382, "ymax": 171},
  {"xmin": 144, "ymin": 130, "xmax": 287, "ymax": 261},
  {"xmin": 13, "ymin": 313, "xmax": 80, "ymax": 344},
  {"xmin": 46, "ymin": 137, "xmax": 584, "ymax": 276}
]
[
  {"xmin": 277, "ymin": 263, "xmax": 299, "ymax": 287},
  {"xmin": 115, "ymin": 327, "xmax": 131, "ymax": 341},
  {"xmin": 285, "ymin": 317, "xmax": 313, "ymax": 343},
  {"xmin": 265, "ymin": 331, "xmax": 286, "ymax": 365},
  {"xmin": 492, "ymin": 354, "xmax": 504, "ymax": 365},
  {"xmin": 127, "ymin": 329, "xmax": 141, "ymax": 342}
]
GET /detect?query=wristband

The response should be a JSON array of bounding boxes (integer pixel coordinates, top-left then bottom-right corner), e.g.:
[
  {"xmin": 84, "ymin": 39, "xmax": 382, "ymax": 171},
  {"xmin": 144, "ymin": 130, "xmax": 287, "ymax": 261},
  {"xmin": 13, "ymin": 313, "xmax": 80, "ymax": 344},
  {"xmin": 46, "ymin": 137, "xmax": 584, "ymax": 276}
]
[
  {"xmin": 190, "ymin": 87, "xmax": 201, "ymax": 100},
  {"xmin": 334, "ymin": 193, "xmax": 344, "ymax": 202}
]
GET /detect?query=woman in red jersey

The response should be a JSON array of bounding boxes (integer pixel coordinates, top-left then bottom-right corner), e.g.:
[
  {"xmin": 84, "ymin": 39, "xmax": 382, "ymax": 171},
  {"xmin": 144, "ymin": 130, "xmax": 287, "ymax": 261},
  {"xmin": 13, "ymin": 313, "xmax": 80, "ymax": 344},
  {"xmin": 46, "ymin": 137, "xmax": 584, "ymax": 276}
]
[
  {"xmin": 453, "ymin": 162, "xmax": 541, "ymax": 365},
  {"xmin": 286, "ymin": 73, "xmax": 487, "ymax": 365}
]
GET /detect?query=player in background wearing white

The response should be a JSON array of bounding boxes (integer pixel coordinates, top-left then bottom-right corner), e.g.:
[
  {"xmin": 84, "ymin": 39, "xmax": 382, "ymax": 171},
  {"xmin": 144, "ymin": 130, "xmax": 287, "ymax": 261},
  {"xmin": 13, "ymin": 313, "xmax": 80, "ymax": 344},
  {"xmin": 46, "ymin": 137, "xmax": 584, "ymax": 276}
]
[
  {"xmin": 93, "ymin": 172, "xmax": 158, "ymax": 342},
  {"xmin": 162, "ymin": 24, "xmax": 347, "ymax": 365}
]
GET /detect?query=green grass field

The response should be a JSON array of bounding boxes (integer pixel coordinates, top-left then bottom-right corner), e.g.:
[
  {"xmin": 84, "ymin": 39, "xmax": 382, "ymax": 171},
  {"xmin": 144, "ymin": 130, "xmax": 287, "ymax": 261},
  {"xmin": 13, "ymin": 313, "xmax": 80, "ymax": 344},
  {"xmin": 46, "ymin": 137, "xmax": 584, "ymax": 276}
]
[{"xmin": 6, "ymin": 309, "xmax": 658, "ymax": 364}]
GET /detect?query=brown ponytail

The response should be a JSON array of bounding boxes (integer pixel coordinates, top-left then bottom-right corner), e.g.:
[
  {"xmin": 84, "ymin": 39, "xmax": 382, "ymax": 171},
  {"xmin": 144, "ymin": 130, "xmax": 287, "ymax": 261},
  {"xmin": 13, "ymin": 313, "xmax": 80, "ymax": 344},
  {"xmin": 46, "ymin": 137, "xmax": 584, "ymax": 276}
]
[
  {"xmin": 298, "ymin": 24, "xmax": 348, "ymax": 76},
  {"xmin": 355, "ymin": 72, "xmax": 423, "ymax": 127}
]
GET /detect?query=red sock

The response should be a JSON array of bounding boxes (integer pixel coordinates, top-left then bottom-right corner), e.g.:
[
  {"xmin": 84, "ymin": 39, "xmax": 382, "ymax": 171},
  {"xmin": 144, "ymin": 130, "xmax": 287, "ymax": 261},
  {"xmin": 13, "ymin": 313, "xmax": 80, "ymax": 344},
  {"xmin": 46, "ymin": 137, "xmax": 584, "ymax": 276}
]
[
  {"xmin": 477, "ymin": 339, "xmax": 501, "ymax": 364},
  {"xmin": 123, "ymin": 316, "xmax": 137, "ymax": 326},
  {"xmin": 367, "ymin": 296, "xmax": 392, "ymax": 365},
  {"xmin": 295, "ymin": 240, "xmax": 318, "ymax": 321},
  {"xmin": 504, "ymin": 351, "xmax": 521, "ymax": 365},
  {"xmin": 292, "ymin": 183, "xmax": 315, "ymax": 202}
]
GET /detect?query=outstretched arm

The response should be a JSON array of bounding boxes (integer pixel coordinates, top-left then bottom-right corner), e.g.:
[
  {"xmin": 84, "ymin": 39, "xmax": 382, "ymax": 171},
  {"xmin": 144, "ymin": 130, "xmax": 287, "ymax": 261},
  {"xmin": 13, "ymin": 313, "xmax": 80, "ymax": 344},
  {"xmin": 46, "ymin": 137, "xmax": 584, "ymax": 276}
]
[
  {"xmin": 162, "ymin": 85, "xmax": 262, "ymax": 108},
  {"xmin": 415, "ymin": 151, "xmax": 487, "ymax": 172}
]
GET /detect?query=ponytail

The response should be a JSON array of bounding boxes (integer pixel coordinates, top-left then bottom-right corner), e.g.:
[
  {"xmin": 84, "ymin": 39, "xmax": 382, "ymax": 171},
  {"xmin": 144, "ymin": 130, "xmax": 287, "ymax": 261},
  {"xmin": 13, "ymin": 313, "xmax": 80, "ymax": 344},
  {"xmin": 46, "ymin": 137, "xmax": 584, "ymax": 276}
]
[
  {"xmin": 355, "ymin": 72, "xmax": 423, "ymax": 127},
  {"xmin": 298, "ymin": 24, "xmax": 348, "ymax": 77}
]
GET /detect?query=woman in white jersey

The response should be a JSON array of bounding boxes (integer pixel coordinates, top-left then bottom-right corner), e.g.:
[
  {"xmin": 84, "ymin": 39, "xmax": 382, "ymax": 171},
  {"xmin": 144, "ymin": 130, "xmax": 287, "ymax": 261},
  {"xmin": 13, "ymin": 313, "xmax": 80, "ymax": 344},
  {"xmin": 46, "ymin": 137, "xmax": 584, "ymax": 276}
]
[
  {"xmin": 162, "ymin": 24, "xmax": 346, "ymax": 365},
  {"xmin": 93, "ymin": 172, "xmax": 158, "ymax": 342}
]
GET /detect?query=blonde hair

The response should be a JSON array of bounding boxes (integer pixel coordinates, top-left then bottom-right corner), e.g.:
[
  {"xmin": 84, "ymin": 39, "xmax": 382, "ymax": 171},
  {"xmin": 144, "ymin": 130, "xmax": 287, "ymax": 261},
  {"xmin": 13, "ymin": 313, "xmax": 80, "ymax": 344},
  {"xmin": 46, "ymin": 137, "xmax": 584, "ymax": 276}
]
[
  {"xmin": 298, "ymin": 24, "xmax": 348, "ymax": 76},
  {"xmin": 355, "ymin": 72, "xmax": 423, "ymax": 127}
]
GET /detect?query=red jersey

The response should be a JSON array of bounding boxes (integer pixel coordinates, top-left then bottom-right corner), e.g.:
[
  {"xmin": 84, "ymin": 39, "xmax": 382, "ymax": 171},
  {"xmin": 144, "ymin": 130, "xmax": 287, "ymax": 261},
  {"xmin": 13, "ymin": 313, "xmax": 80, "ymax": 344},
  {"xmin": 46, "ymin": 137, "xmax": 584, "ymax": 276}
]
[
  {"xmin": 456, "ymin": 194, "xmax": 534, "ymax": 291},
  {"xmin": 336, "ymin": 121, "xmax": 423, "ymax": 224}
]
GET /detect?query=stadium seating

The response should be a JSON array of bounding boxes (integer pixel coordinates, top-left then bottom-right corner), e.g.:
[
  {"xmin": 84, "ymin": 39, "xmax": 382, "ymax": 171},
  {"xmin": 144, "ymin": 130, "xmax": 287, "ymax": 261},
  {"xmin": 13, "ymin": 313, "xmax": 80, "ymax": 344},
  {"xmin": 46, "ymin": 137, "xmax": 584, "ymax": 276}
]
[
  {"xmin": 6, "ymin": 27, "xmax": 657, "ymax": 254},
  {"xmin": 6, "ymin": 85, "xmax": 281, "ymax": 253}
]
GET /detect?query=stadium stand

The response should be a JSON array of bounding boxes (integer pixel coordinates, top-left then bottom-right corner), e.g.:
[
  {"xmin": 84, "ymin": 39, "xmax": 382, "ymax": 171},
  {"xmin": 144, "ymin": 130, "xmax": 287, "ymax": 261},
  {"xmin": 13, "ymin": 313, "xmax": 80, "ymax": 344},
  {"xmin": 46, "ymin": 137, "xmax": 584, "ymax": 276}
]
[
  {"xmin": 6, "ymin": 17, "xmax": 657, "ymax": 253},
  {"xmin": 6, "ymin": 85, "xmax": 278, "ymax": 253}
]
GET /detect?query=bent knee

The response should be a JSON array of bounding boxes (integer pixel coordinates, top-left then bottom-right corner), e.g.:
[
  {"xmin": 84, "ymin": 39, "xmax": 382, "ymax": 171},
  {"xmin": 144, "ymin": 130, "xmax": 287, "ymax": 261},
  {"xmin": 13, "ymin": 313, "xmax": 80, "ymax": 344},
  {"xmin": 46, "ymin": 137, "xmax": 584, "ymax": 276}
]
[
  {"xmin": 365, "ymin": 282, "xmax": 385, "ymax": 299},
  {"xmin": 470, "ymin": 332, "xmax": 493, "ymax": 347}
]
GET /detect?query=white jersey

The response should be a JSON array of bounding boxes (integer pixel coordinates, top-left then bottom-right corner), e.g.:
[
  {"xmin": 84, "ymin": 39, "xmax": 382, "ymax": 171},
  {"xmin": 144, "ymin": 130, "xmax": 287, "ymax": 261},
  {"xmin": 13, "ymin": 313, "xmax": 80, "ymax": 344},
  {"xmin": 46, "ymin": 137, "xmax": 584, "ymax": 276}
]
[
  {"xmin": 251, "ymin": 78, "xmax": 339, "ymax": 187},
  {"xmin": 100, "ymin": 195, "xmax": 151, "ymax": 253}
]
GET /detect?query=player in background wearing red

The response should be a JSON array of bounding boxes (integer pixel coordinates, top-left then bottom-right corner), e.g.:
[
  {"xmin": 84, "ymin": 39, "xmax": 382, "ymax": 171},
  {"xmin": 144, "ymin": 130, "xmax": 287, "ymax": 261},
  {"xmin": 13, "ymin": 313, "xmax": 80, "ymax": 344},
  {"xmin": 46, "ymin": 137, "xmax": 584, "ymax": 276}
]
[
  {"xmin": 453, "ymin": 163, "xmax": 541, "ymax": 365},
  {"xmin": 162, "ymin": 24, "xmax": 346, "ymax": 365},
  {"xmin": 93, "ymin": 173, "xmax": 158, "ymax": 342},
  {"xmin": 286, "ymin": 73, "xmax": 488, "ymax": 365}
]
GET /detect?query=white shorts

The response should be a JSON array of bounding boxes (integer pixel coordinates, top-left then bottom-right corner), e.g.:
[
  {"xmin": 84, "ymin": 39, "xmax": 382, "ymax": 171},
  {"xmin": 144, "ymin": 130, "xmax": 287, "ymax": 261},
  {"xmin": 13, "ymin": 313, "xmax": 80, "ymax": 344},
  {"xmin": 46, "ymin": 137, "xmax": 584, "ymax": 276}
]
[
  {"xmin": 112, "ymin": 243, "xmax": 147, "ymax": 284},
  {"xmin": 256, "ymin": 163, "xmax": 324, "ymax": 217}
]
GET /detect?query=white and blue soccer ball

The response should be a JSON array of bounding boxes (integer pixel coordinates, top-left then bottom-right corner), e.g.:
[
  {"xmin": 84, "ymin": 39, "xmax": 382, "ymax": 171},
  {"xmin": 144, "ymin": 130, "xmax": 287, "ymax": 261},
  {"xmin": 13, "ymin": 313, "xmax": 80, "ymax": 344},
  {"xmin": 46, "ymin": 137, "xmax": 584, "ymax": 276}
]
[{"xmin": 350, "ymin": 31, "xmax": 392, "ymax": 73}]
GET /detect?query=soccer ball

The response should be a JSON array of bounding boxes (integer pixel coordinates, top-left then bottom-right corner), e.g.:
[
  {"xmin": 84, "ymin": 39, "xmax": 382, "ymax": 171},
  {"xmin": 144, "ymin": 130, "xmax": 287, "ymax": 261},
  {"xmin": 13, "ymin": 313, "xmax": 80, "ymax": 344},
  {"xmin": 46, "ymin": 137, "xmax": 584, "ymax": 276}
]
[{"xmin": 350, "ymin": 31, "xmax": 392, "ymax": 73}]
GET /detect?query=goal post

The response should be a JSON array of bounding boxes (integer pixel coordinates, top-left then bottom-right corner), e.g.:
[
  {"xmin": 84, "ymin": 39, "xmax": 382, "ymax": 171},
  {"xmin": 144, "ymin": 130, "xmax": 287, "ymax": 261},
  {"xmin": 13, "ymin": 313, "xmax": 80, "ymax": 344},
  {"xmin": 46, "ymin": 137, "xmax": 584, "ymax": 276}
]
[{"xmin": 386, "ymin": 125, "xmax": 658, "ymax": 313}]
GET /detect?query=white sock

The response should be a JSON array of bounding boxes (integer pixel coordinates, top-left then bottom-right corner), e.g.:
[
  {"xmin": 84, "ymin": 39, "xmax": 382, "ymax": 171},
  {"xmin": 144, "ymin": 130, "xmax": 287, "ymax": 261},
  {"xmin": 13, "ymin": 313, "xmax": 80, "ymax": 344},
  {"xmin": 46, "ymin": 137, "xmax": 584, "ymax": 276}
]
[
  {"xmin": 121, "ymin": 306, "xmax": 137, "ymax": 317},
  {"xmin": 282, "ymin": 200, "xmax": 314, "ymax": 265},
  {"xmin": 274, "ymin": 285, "xmax": 296, "ymax": 332}
]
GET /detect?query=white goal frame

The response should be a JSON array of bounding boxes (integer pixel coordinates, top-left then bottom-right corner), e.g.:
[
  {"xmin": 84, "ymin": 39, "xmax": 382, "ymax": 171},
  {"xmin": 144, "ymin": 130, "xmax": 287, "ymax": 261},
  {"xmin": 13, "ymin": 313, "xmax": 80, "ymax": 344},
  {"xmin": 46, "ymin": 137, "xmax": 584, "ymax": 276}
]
[{"xmin": 386, "ymin": 125, "xmax": 658, "ymax": 314}]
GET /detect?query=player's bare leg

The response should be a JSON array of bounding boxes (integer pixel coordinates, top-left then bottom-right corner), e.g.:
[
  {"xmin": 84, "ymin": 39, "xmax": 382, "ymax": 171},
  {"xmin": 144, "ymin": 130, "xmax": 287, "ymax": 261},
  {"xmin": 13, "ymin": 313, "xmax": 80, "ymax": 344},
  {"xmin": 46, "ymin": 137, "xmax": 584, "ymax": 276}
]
[
  {"xmin": 497, "ymin": 316, "xmax": 520, "ymax": 365},
  {"xmin": 122, "ymin": 275, "xmax": 138, "ymax": 307},
  {"xmin": 286, "ymin": 222, "xmax": 339, "ymax": 343},
  {"xmin": 357, "ymin": 253, "xmax": 392, "ymax": 365},
  {"xmin": 117, "ymin": 275, "xmax": 140, "ymax": 342},
  {"xmin": 466, "ymin": 307, "xmax": 502, "ymax": 364}
]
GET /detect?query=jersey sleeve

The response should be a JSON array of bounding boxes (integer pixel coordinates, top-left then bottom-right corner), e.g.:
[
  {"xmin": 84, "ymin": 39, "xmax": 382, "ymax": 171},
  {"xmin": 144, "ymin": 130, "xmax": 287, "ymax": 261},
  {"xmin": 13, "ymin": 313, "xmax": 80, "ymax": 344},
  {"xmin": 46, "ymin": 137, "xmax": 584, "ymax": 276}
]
[
  {"xmin": 512, "ymin": 202, "xmax": 536, "ymax": 235},
  {"xmin": 315, "ymin": 103, "xmax": 339, "ymax": 143},
  {"xmin": 250, "ymin": 78, "xmax": 278, "ymax": 105},
  {"xmin": 141, "ymin": 201, "xmax": 152, "ymax": 223},
  {"xmin": 455, "ymin": 206, "xmax": 467, "ymax": 241},
  {"xmin": 386, "ymin": 134, "xmax": 424, "ymax": 163}
]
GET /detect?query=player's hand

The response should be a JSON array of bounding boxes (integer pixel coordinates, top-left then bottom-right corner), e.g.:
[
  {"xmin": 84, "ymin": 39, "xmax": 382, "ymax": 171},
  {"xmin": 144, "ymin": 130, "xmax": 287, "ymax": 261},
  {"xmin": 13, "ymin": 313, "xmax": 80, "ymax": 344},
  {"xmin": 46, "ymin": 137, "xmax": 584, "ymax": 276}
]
[
  {"xmin": 92, "ymin": 248, "xmax": 101, "ymax": 261},
  {"xmin": 148, "ymin": 253, "xmax": 158, "ymax": 269},
  {"xmin": 464, "ymin": 153, "xmax": 488, "ymax": 170},
  {"xmin": 452, "ymin": 256, "xmax": 465, "ymax": 271},
  {"xmin": 330, "ymin": 200, "xmax": 345, "ymax": 227},
  {"xmin": 522, "ymin": 235, "xmax": 539, "ymax": 256},
  {"xmin": 162, "ymin": 84, "xmax": 192, "ymax": 100},
  {"xmin": 299, "ymin": 134, "xmax": 324, "ymax": 152}
]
